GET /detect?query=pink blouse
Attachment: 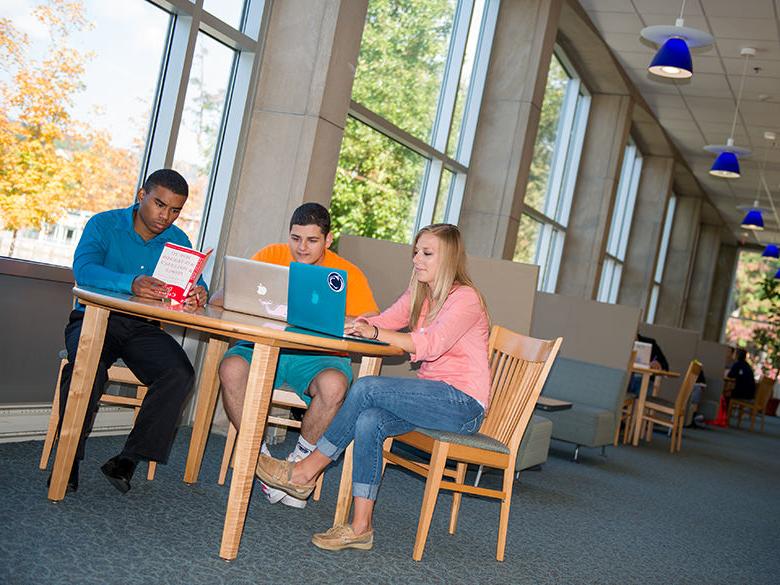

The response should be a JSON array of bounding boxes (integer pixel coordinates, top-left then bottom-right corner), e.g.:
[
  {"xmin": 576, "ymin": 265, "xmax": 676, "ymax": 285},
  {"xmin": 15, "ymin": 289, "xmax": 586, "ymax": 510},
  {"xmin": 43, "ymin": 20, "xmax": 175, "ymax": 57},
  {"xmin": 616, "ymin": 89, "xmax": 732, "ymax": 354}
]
[{"xmin": 362, "ymin": 286, "xmax": 491, "ymax": 409}]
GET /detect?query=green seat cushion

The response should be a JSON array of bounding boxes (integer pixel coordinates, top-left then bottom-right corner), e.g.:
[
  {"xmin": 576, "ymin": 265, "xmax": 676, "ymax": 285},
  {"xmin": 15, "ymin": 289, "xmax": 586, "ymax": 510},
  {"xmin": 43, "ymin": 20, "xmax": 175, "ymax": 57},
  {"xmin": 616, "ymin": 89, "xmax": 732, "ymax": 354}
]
[
  {"xmin": 412, "ymin": 428, "xmax": 510, "ymax": 454},
  {"xmin": 645, "ymin": 397, "xmax": 675, "ymax": 410}
]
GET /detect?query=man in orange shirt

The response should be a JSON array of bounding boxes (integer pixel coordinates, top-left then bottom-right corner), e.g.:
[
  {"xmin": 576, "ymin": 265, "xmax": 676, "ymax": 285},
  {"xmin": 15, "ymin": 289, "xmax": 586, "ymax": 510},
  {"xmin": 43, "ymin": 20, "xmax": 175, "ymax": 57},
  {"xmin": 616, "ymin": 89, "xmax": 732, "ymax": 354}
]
[{"xmin": 218, "ymin": 203, "xmax": 378, "ymax": 507}]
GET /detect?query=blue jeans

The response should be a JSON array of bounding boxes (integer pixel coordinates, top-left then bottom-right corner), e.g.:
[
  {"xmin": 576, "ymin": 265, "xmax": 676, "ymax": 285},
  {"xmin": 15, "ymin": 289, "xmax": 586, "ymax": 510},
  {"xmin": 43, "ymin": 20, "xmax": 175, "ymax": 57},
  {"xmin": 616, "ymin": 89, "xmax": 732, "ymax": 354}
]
[{"xmin": 317, "ymin": 376, "xmax": 485, "ymax": 500}]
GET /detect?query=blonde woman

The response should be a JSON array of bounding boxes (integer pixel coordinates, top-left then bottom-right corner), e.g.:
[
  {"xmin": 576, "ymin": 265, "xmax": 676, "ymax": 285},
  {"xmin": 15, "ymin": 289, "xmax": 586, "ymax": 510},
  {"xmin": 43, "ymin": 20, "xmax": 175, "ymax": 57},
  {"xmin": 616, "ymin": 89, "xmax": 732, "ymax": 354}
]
[{"xmin": 256, "ymin": 224, "xmax": 490, "ymax": 551}]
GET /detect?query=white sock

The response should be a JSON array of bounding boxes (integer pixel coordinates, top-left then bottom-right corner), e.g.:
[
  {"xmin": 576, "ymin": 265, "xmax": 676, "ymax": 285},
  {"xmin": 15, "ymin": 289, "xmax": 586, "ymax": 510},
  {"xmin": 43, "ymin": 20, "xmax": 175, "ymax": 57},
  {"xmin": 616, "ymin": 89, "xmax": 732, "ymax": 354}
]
[{"xmin": 290, "ymin": 436, "xmax": 316, "ymax": 461}]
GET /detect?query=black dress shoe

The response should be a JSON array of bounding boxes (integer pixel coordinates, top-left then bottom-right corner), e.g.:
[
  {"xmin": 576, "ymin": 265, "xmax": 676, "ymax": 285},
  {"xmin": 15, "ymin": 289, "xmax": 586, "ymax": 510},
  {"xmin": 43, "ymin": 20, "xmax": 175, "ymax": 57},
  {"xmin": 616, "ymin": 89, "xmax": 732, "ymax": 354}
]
[
  {"xmin": 100, "ymin": 455, "xmax": 137, "ymax": 494},
  {"xmin": 46, "ymin": 461, "xmax": 80, "ymax": 493}
]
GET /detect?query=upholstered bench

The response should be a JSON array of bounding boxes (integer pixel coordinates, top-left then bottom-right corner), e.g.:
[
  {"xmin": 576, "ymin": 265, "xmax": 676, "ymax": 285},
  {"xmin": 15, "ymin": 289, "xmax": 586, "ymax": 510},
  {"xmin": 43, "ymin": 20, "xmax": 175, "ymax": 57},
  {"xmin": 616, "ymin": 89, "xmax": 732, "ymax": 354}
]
[{"xmin": 540, "ymin": 357, "xmax": 629, "ymax": 460}]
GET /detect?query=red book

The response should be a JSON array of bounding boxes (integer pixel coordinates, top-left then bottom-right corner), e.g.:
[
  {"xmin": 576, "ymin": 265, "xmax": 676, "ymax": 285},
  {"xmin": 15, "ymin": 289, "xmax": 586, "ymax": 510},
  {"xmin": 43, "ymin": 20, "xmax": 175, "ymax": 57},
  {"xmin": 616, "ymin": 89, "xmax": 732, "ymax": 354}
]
[{"xmin": 152, "ymin": 243, "xmax": 213, "ymax": 305}]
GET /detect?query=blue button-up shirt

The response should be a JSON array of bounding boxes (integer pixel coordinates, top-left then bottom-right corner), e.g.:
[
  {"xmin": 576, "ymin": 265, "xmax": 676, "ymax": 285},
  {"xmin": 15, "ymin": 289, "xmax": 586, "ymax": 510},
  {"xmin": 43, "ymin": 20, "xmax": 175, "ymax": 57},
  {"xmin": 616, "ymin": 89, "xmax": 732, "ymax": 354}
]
[{"xmin": 73, "ymin": 204, "xmax": 207, "ymax": 309}]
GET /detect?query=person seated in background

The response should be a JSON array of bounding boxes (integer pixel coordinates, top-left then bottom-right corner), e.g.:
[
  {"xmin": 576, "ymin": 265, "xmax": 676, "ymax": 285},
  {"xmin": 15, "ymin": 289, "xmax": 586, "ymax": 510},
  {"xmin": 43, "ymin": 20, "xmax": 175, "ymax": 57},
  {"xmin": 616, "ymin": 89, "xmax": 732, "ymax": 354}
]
[
  {"xmin": 254, "ymin": 223, "xmax": 489, "ymax": 552},
  {"xmin": 216, "ymin": 202, "xmax": 378, "ymax": 509},
  {"xmin": 725, "ymin": 348, "xmax": 756, "ymax": 403},
  {"xmin": 54, "ymin": 169, "xmax": 208, "ymax": 494},
  {"xmin": 629, "ymin": 333, "xmax": 670, "ymax": 395},
  {"xmin": 637, "ymin": 333, "xmax": 669, "ymax": 371}
]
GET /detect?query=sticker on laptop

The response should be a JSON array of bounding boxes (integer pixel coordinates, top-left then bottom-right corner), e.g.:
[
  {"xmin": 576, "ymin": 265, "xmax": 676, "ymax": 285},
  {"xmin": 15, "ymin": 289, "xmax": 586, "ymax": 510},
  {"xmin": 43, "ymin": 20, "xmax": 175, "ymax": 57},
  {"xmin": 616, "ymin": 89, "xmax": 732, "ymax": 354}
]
[{"xmin": 327, "ymin": 272, "xmax": 345, "ymax": 292}]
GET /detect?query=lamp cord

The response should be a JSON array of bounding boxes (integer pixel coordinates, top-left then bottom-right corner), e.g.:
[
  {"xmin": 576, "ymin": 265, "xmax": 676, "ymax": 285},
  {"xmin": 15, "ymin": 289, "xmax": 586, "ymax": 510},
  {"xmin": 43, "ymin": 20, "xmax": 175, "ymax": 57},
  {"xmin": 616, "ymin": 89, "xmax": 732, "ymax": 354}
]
[
  {"xmin": 729, "ymin": 53, "xmax": 751, "ymax": 141},
  {"xmin": 678, "ymin": 0, "xmax": 687, "ymax": 20}
]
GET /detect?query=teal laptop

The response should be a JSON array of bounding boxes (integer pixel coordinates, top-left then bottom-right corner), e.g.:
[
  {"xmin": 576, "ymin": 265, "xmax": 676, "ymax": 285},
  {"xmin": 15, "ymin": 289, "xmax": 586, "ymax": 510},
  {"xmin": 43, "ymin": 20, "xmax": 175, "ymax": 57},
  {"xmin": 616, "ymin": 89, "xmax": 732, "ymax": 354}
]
[{"xmin": 287, "ymin": 262, "xmax": 387, "ymax": 345}]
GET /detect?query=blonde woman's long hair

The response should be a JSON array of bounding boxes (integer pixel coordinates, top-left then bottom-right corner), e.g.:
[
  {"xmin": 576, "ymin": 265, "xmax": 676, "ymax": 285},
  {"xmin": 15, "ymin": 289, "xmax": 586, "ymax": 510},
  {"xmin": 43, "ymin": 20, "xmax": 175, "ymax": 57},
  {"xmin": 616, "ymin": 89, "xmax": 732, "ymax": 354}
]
[{"xmin": 408, "ymin": 224, "xmax": 486, "ymax": 329}]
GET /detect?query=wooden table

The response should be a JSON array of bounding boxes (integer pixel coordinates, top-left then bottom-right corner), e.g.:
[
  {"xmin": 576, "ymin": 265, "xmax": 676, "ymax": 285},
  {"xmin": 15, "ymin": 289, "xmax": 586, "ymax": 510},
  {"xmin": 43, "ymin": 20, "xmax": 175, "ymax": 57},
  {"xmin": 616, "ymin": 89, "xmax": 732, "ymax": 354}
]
[
  {"xmin": 536, "ymin": 396, "xmax": 573, "ymax": 412},
  {"xmin": 48, "ymin": 286, "xmax": 403, "ymax": 560},
  {"xmin": 629, "ymin": 363, "xmax": 680, "ymax": 446}
]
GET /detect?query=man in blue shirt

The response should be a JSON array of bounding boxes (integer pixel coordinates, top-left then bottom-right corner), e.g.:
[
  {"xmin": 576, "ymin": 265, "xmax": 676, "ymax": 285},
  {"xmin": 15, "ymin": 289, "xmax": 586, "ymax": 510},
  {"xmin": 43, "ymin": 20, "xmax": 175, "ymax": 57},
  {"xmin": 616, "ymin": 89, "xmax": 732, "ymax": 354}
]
[{"xmin": 55, "ymin": 169, "xmax": 207, "ymax": 494}]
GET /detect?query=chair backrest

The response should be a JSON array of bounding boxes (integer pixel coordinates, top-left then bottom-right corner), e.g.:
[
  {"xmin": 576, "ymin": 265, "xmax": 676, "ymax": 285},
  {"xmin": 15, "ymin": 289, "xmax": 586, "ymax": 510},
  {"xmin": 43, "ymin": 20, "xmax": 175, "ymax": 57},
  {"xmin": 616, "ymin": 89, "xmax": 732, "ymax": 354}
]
[
  {"xmin": 480, "ymin": 325, "xmax": 562, "ymax": 453},
  {"xmin": 674, "ymin": 360, "xmax": 703, "ymax": 413},
  {"xmin": 755, "ymin": 377, "xmax": 775, "ymax": 410}
]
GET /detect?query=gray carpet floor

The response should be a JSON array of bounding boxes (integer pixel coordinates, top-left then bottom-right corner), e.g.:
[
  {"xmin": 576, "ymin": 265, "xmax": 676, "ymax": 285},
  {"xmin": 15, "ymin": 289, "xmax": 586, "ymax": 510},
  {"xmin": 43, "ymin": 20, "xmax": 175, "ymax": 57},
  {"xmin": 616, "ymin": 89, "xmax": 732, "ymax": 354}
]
[{"xmin": 2, "ymin": 417, "xmax": 779, "ymax": 585}]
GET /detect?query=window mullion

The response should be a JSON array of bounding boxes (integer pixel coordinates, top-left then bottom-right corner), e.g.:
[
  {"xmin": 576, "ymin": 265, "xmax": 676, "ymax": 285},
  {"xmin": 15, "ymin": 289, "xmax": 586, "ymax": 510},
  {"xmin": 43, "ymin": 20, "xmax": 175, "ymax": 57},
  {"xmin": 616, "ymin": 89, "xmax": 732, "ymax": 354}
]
[
  {"xmin": 543, "ymin": 75, "xmax": 578, "ymax": 218},
  {"xmin": 556, "ymin": 93, "xmax": 589, "ymax": 225},
  {"xmin": 144, "ymin": 10, "xmax": 200, "ymax": 174},
  {"xmin": 453, "ymin": 0, "xmax": 498, "ymax": 165},
  {"xmin": 415, "ymin": 160, "xmax": 443, "ymax": 232},
  {"xmin": 429, "ymin": 0, "xmax": 474, "ymax": 152}
]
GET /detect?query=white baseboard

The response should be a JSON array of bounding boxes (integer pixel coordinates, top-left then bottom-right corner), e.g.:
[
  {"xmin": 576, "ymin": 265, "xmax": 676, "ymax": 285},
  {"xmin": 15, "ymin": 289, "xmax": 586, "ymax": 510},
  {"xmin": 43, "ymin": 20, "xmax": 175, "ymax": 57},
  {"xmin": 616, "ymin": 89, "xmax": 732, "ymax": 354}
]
[{"xmin": 0, "ymin": 403, "xmax": 134, "ymax": 444}]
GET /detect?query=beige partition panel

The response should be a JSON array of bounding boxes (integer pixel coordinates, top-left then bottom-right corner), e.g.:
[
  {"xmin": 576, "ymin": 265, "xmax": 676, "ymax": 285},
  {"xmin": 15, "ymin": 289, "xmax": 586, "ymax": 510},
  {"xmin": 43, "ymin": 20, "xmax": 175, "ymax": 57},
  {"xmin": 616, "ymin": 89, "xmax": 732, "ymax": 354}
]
[
  {"xmin": 338, "ymin": 235, "xmax": 539, "ymax": 378},
  {"xmin": 638, "ymin": 323, "xmax": 700, "ymax": 400},
  {"xmin": 695, "ymin": 340, "xmax": 731, "ymax": 403},
  {"xmin": 531, "ymin": 293, "xmax": 640, "ymax": 370}
]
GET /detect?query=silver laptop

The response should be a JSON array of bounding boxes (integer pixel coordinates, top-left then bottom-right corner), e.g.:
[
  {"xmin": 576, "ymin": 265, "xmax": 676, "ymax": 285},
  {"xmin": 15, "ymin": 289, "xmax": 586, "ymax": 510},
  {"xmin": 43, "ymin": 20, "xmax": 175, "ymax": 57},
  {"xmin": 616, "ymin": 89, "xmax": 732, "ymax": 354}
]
[
  {"xmin": 223, "ymin": 256, "xmax": 289, "ymax": 321},
  {"xmin": 633, "ymin": 341, "xmax": 653, "ymax": 367}
]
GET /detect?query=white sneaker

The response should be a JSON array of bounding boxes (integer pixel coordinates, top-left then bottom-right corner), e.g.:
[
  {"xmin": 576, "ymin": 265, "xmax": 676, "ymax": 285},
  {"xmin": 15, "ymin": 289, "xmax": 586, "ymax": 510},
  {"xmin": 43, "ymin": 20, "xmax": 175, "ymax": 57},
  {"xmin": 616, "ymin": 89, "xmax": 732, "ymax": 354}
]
[{"xmin": 258, "ymin": 445, "xmax": 308, "ymax": 508}]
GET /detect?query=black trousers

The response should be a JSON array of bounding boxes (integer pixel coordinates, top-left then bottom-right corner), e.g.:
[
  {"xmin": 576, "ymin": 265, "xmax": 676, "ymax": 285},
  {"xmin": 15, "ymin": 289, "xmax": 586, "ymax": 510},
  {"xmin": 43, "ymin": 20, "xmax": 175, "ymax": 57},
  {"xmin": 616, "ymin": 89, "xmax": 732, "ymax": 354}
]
[{"xmin": 59, "ymin": 310, "xmax": 195, "ymax": 463}]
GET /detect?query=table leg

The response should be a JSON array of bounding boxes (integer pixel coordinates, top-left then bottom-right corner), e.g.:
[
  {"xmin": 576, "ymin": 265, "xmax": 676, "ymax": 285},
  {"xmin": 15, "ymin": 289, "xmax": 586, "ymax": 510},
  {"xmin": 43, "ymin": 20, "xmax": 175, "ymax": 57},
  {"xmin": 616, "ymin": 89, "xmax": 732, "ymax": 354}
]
[
  {"xmin": 632, "ymin": 373, "xmax": 651, "ymax": 447},
  {"xmin": 48, "ymin": 305, "xmax": 109, "ymax": 501},
  {"xmin": 219, "ymin": 343, "xmax": 279, "ymax": 560},
  {"xmin": 332, "ymin": 356, "xmax": 383, "ymax": 527},
  {"xmin": 184, "ymin": 336, "xmax": 229, "ymax": 484}
]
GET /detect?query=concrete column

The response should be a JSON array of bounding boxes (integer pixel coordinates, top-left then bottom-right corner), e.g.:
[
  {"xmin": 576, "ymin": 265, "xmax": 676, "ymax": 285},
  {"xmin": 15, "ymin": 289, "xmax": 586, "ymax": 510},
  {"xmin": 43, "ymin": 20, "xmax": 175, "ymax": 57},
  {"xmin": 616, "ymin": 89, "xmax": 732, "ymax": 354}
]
[
  {"xmin": 458, "ymin": 0, "xmax": 562, "ymax": 259},
  {"xmin": 556, "ymin": 94, "xmax": 633, "ymax": 299},
  {"xmin": 703, "ymin": 242, "xmax": 738, "ymax": 341},
  {"xmin": 618, "ymin": 156, "xmax": 674, "ymax": 311},
  {"xmin": 225, "ymin": 0, "xmax": 368, "ymax": 256},
  {"xmin": 683, "ymin": 223, "xmax": 722, "ymax": 334},
  {"xmin": 654, "ymin": 195, "xmax": 702, "ymax": 327}
]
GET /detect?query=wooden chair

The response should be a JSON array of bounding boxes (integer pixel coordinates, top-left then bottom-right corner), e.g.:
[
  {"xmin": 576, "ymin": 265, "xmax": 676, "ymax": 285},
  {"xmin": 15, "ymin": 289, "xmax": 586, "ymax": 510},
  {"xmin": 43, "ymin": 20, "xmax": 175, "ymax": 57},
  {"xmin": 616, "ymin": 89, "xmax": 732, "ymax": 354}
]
[
  {"xmin": 219, "ymin": 387, "xmax": 325, "ymax": 501},
  {"xmin": 614, "ymin": 396, "xmax": 635, "ymax": 446},
  {"xmin": 379, "ymin": 326, "xmax": 562, "ymax": 561},
  {"xmin": 635, "ymin": 360, "xmax": 701, "ymax": 453},
  {"xmin": 729, "ymin": 377, "xmax": 775, "ymax": 432},
  {"xmin": 40, "ymin": 355, "xmax": 157, "ymax": 480},
  {"xmin": 614, "ymin": 350, "xmax": 637, "ymax": 446}
]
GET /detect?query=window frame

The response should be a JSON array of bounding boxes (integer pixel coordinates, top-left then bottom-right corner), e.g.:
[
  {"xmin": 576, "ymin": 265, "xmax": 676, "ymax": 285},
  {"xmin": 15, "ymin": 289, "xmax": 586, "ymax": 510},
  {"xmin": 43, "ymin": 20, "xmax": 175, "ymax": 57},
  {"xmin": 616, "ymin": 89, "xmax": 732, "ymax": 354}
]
[
  {"xmin": 341, "ymin": 0, "xmax": 500, "ymax": 243},
  {"xmin": 515, "ymin": 46, "xmax": 591, "ymax": 293},
  {"xmin": 597, "ymin": 139, "xmax": 643, "ymax": 304},
  {"xmin": 646, "ymin": 194, "xmax": 676, "ymax": 323},
  {"xmin": 0, "ymin": 0, "xmax": 270, "ymax": 284}
]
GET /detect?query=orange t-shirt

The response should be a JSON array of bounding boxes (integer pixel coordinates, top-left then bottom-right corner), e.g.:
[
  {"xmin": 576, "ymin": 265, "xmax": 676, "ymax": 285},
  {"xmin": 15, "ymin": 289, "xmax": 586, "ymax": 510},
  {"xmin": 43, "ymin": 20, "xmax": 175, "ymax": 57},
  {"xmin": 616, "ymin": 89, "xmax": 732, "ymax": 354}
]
[{"xmin": 251, "ymin": 243, "xmax": 378, "ymax": 317}]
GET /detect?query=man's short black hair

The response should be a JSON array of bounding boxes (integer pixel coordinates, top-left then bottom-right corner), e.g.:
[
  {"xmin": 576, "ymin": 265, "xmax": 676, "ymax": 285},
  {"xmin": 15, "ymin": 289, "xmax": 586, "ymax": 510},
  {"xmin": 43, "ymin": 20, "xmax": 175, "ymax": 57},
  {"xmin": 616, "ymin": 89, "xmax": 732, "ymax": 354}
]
[
  {"xmin": 736, "ymin": 348, "xmax": 748, "ymax": 362},
  {"xmin": 289, "ymin": 202, "xmax": 331, "ymax": 235},
  {"xmin": 143, "ymin": 169, "xmax": 189, "ymax": 198}
]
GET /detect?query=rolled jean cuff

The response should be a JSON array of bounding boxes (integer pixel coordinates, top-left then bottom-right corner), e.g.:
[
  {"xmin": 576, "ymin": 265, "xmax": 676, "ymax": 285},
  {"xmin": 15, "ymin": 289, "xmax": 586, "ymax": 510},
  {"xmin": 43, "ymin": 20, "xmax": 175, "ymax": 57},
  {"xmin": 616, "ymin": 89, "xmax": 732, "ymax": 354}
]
[
  {"xmin": 352, "ymin": 481, "xmax": 379, "ymax": 501},
  {"xmin": 316, "ymin": 435, "xmax": 343, "ymax": 461}
]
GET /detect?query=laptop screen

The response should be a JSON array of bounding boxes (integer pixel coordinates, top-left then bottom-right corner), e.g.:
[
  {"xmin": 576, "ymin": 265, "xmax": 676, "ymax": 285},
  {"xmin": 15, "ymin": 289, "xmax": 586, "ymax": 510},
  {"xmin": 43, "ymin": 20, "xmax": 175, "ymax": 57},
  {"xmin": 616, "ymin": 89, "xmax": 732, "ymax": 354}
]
[{"xmin": 287, "ymin": 262, "xmax": 348, "ymax": 337}]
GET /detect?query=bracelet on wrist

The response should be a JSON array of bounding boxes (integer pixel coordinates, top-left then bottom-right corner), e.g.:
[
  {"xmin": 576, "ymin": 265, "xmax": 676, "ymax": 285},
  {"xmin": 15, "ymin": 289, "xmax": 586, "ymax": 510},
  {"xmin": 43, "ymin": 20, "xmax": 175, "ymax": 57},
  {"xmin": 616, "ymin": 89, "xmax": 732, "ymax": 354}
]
[{"xmin": 372, "ymin": 325, "xmax": 379, "ymax": 340}]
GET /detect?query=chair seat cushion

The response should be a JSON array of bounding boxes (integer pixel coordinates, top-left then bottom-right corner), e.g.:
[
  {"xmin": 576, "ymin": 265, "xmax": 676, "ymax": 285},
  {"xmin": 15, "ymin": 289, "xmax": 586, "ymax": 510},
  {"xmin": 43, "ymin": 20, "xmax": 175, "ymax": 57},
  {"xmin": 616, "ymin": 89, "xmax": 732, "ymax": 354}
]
[
  {"xmin": 413, "ymin": 428, "xmax": 510, "ymax": 454},
  {"xmin": 645, "ymin": 397, "xmax": 675, "ymax": 410}
]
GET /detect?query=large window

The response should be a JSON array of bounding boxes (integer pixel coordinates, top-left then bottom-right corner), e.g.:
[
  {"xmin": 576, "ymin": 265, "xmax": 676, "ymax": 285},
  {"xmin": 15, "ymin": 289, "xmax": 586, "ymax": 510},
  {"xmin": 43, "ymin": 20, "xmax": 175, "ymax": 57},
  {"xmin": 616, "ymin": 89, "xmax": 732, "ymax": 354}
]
[
  {"xmin": 513, "ymin": 50, "xmax": 590, "ymax": 292},
  {"xmin": 596, "ymin": 140, "xmax": 643, "ymax": 304},
  {"xmin": 0, "ymin": 0, "xmax": 267, "ymax": 269},
  {"xmin": 331, "ymin": 0, "xmax": 499, "ymax": 244},
  {"xmin": 646, "ymin": 195, "xmax": 676, "ymax": 323}
]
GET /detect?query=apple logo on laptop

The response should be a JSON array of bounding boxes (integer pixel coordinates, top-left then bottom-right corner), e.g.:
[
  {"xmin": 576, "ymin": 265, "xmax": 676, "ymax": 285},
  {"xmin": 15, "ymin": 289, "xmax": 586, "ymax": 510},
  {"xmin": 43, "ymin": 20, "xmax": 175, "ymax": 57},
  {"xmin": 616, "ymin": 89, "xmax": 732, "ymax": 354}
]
[
  {"xmin": 311, "ymin": 291, "xmax": 320, "ymax": 305},
  {"xmin": 256, "ymin": 283, "xmax": 267, "ymax": 296}
]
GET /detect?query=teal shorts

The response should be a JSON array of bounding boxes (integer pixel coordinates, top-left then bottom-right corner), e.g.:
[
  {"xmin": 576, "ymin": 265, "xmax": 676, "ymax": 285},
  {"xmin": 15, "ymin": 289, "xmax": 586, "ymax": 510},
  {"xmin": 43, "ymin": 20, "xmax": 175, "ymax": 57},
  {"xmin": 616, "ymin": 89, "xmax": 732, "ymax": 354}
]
[{"xmin": 223, "ymin": 341, "xmax": 353, "ymax": 406}]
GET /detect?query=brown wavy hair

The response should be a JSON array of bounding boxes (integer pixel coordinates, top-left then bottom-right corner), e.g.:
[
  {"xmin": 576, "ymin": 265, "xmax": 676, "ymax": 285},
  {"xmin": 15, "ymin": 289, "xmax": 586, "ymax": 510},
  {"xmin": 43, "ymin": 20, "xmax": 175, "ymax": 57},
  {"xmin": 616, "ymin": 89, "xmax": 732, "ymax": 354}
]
[{"xmin": 408, "ymin": 224, "xmax": 487, "ymax": 329}]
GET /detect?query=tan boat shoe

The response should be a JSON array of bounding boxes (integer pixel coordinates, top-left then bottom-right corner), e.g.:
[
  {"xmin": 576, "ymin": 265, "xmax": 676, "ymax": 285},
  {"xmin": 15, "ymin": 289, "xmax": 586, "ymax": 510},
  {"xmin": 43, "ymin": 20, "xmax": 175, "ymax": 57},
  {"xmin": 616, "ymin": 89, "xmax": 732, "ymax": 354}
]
[
  {"xmin": 254, "ymin": 454, "xmax": 315, "ymax": 500},
  {"xmin": 311, "ymin": 525, "xmax": 374, "ymax": 551}
]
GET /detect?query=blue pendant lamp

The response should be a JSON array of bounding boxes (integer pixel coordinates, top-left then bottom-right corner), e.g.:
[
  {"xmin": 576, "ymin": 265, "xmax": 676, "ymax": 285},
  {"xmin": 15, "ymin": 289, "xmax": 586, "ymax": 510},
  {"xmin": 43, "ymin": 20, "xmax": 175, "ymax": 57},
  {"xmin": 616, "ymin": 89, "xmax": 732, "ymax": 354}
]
[
  {"xmin": 704, "ymin": 48, "xmax": 755, "ymax": 178},
  {"xmin": 762, "ymin": 244, "xmax": 780, "ymax": 258},
  {"xmin": 640, "ymin": 0, "xmax": 713, "ymax": 80},
  {"xmin": 648, "ymin": 37, "xmax": 693, "ymax": 78},
  {"xmin": 741, "ymin": 205, "xmax": 764, "ymax": 230}
]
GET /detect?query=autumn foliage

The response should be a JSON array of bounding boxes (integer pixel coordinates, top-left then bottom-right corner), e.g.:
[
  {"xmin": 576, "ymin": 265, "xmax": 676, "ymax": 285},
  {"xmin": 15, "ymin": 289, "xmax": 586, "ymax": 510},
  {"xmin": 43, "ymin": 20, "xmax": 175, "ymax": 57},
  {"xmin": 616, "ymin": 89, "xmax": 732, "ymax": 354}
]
[{"xmin": 0, "ymin": 0, "xmax": 138, "ymax": 255}]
